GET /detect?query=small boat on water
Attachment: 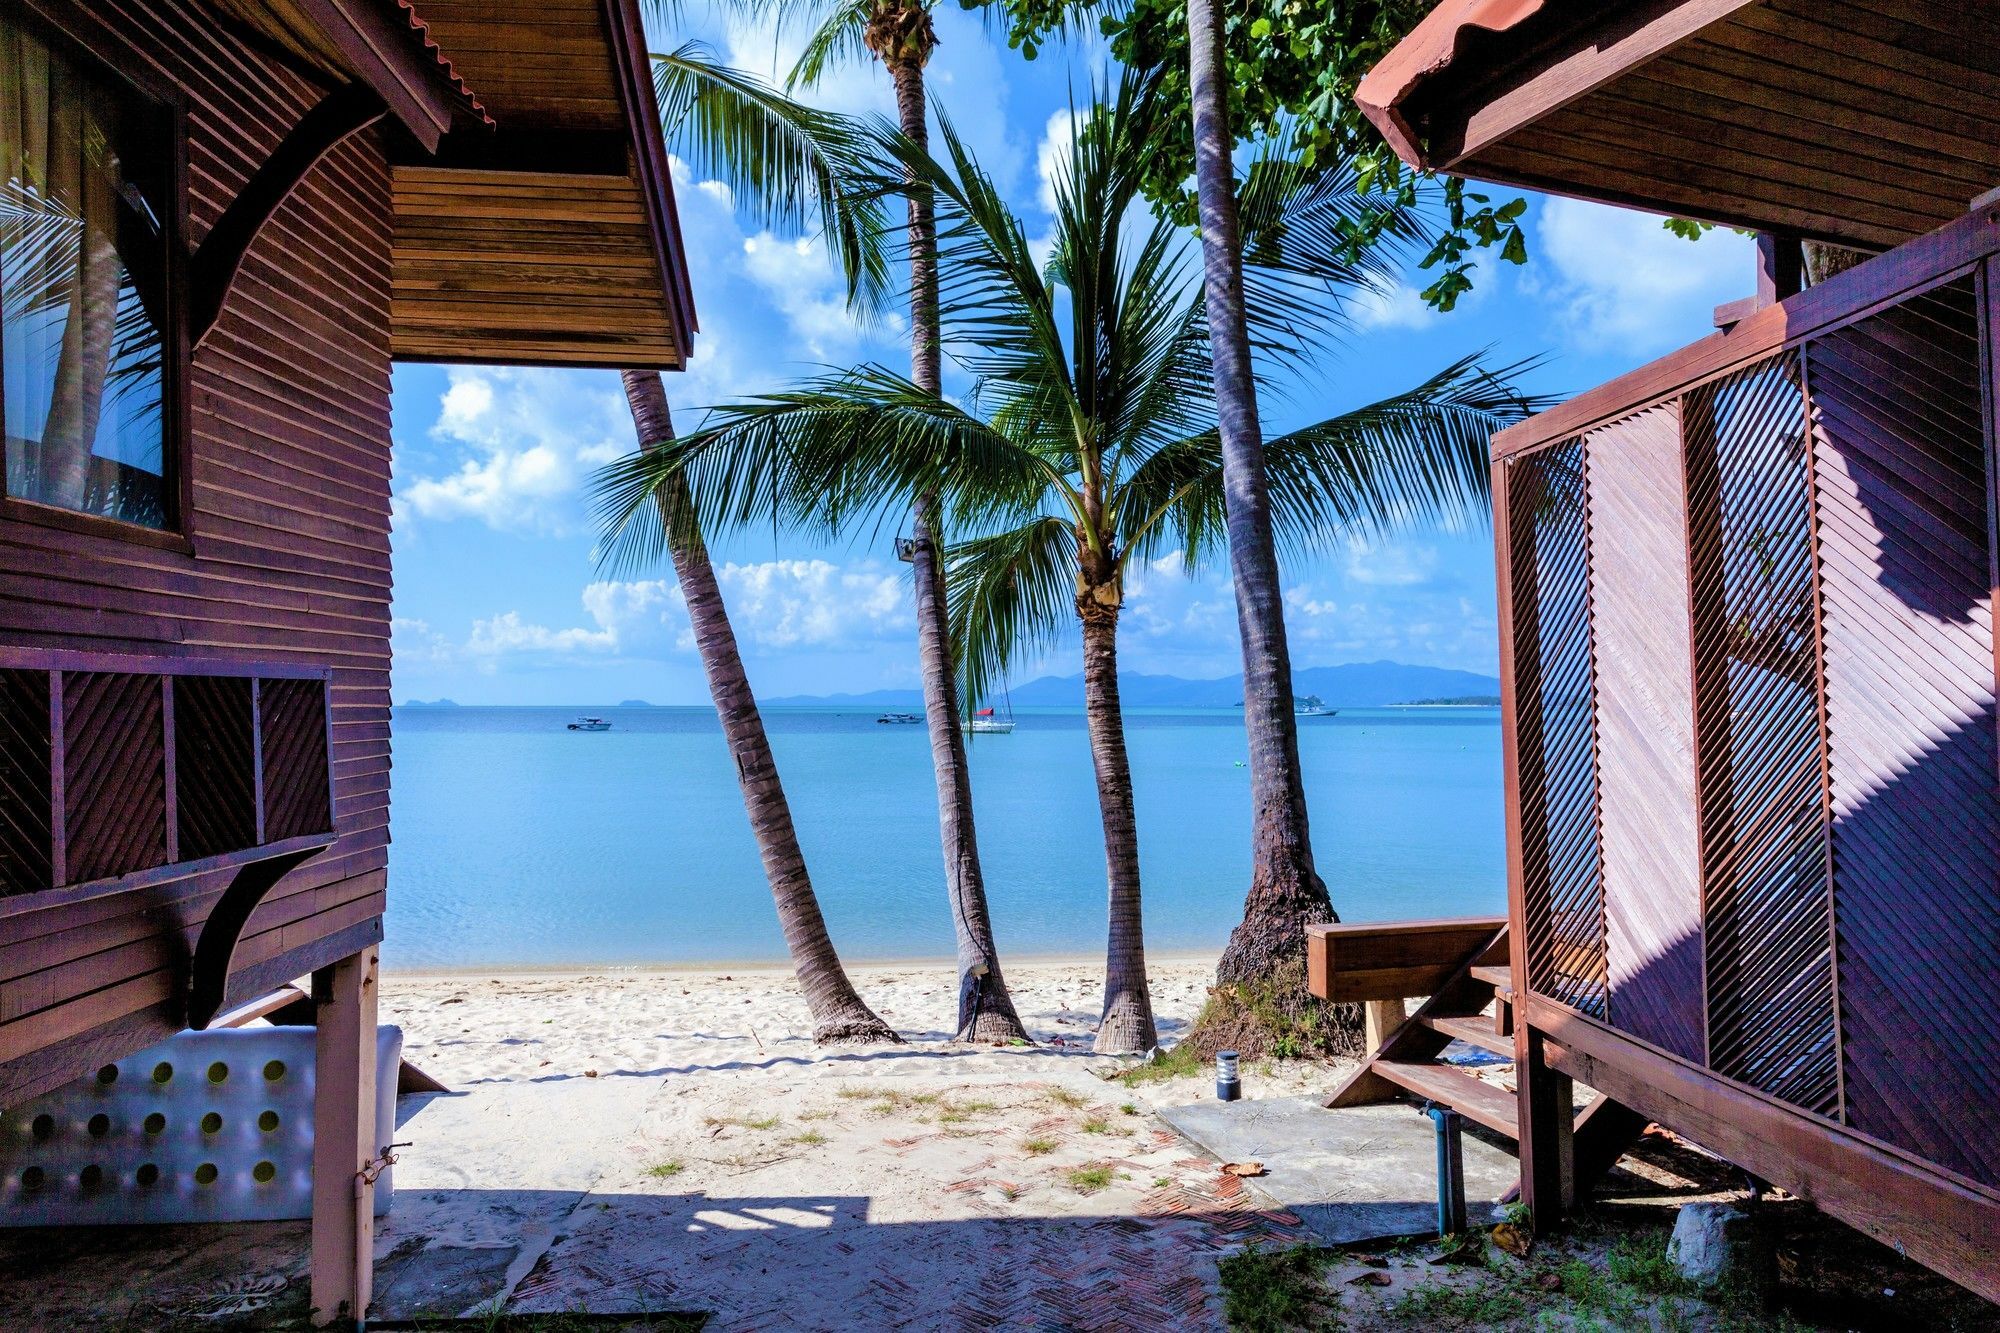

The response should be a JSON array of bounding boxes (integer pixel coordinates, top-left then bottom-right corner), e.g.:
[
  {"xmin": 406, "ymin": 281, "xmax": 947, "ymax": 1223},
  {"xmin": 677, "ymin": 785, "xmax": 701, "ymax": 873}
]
[
  {"xmin": 1295, "ymin": 694, "xmax": 1337, "ymax": 718},
  {"xmin": 567, "ymin": 716, "xmax": 612, "ymax": 732},
  {"xmin": 876, "ymin": 712, "xmax": 922, "ymax": 725},
  {"xmin": 962, "ymin": 707, "xmax": 1015, "ymax": 735}
]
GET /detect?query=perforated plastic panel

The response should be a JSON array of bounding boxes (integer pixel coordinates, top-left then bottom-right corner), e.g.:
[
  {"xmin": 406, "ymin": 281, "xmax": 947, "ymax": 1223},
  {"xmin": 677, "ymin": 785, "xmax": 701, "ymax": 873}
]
[{"xmin": 0, "ymin": 1025, "xmax": 400, "ymax": 1225}]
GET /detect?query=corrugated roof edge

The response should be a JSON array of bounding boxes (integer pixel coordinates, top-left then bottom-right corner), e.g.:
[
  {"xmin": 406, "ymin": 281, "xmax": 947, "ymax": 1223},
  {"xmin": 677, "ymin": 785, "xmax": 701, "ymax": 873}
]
[
  {"xmin": 395, "ymin": 0, "xmax": 495, "ymax": 128},
  {"xmin": 1354, "ymin": 0, "xmax": 1549, "ymax": 168}
]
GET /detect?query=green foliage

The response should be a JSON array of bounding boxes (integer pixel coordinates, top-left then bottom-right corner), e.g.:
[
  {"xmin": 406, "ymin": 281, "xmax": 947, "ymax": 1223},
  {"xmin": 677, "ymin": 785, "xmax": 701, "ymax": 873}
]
[
  {"xmin": 1217, "ymin": 1243, "xmax": 1333, "ymax": 1332},
  {"xmin": 1663, "ymin": 217, "xmax": 1717, "ymax": 241},
  {"xmin": 1066, "ymin": 1165, "xmax": 1114, "ymax": 1192},
  {"xmin": 959, "ymin": 0, "xmax": 1529, "ymax": 308},
  {"xmin": 645, "ymin": 1159, "xmax": 685, "ymax": 1179}
]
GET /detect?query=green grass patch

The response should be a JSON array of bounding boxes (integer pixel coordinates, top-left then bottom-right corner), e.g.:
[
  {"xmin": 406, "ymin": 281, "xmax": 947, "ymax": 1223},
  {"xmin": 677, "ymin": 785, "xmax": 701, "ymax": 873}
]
[
  {"xmin": 1065, "ymin": 1166, "xmax": 1113, "ymax": 1194},
  {"xmin": 643, "ymin": 1160, "xmax": 684, "ymax": 1180},
  {"xmin": 1022, "ymin": 1137, "xmax": 1057, "ymax": 1156},
  {"xmin": 1217, "ymin": 1243, "xmax": 1331, "ymax": 1332},
  {"xmin": 1080, "ymin": 1116, "xmax": 1110, "ymax": 1134},
  {"xmin": 786, "ymin": 1130, "xmax": 827, "ymax": 1147},
  {"xmin": 1116, "ymin": 1042, "xmax": 1206, "ymax": 1087},
  {"xmin": 1044, "ymin": 1086, "xmax": 1089, "ymax": 1108}
]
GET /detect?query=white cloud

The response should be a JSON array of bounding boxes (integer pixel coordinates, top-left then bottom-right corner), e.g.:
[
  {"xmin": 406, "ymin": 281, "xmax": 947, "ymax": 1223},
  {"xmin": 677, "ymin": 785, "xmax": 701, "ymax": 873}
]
[
  {"xmin": 714, "ymin": 558, "xmax": 910, "ymax": 649},
  {"xmin": 1035, "ymin": 109, "xmax": 1078, "ymax": 215},
  {"xmin": 1350, "ymin": 277, "xmax": 1435, "ymax": 332},
  {"xmin": 394, "ymin": 367, "xmax": 631, "ymax": 534},
  {"xmin": 741, "ymin": 232, "xmax": 902, "ymax": 361},
  {"xmin": 1529, "ymin": 198, "xmax": 1753, "ymax": 353},
  {"xmin": 1341, "ymin": 538, "xmax": 1440, "ymax": 587}
]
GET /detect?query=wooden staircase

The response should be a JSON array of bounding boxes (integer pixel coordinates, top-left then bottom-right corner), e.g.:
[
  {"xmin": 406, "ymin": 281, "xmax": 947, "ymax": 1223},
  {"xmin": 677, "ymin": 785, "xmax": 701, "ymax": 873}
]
[{"xmin": 1311, "ymin": 922, "xmax": 1647, "ymax": 1193}]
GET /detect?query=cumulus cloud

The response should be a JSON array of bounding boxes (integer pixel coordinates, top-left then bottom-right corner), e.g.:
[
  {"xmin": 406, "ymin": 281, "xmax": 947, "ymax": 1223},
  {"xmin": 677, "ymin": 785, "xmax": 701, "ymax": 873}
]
[
  {"xmin": 1528, "ymin": 197, "xmax": 1753, "ymax": 353},
  {"xmin": 713, "ymin": 558, "xmax": 910, "ymax": 649},
  {"xmin": 394, "ymin": 367, "xmax": 630, "ymax": 534},
  {"xmin": 1349, "ymin": 277, "xmax": 1435, "ymax": 332},
  {"xmin": 1341, "ymin": 538, "xmax": 1440, "ymax": 587}
]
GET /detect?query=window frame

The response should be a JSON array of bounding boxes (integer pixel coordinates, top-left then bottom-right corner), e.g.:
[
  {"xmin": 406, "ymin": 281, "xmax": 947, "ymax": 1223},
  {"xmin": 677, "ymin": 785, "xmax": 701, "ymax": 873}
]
[{"xmin": 0, "ymin": 0, "xmax": 192, "ymax": 554}]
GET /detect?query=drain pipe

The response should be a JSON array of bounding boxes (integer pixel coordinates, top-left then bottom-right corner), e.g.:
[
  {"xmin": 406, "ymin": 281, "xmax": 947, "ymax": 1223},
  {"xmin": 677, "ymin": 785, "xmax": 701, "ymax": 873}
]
[{"xmin": 1424, "ymin": 1102, "xmax": 1467, "ymax": 1235}]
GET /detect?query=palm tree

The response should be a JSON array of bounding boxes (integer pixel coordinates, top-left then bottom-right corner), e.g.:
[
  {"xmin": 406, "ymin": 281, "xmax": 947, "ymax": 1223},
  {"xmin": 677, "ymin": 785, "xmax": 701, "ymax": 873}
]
[
  {"xmin": 618, "ymin": 37, "xmax": 900, "ymax": 1042},
  {"xmin": 1181, "ymin": 0, "xmax": 1333, "ymax": 1020},
  {"xmin": 761, "ymin": 0, "xmax": 1031, "ymax": 1044},
  {"xmin": 596, "ymin": 75, "xmax": 1540, "ymax": 1054}
]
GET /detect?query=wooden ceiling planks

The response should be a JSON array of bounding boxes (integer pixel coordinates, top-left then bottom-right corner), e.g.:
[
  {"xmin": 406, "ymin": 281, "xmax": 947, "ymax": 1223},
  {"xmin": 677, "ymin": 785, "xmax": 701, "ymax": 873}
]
[
  {"xmin": 384, "ymin": 0, "xmax": 688, "ymax": 369},
  {"xmin": 1367, "ymin": 0, "xmax": 2000, "ymax": 251}
]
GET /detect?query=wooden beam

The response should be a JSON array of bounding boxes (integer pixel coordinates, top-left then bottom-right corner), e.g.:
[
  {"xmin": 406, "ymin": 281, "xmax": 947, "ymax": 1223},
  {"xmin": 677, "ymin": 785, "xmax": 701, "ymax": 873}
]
[
  {"xmin": 1516, "ymin": 1023, "xmax": 1575, "ymax": 1227},
  {"xmin": 186, "ymin": 843, "xmax": 330, "ymax": 1029},
  {"xmin": 1432, "ymin": 0, "xmax": 1769, "ymax": 167},
  {"xmin": 311, "ymin": 945, "xmax": 380, "ymax": 1330},
  {"xmin": 189, "ymin": 83, "xmax": 387, "ymax": 348},
  {"xmin": 287, "ymin": 0, "xmax": 459, "ymax": 150},
  {"xmin": 1306, "ymin": 917, "xmax": 1508, "ymax": 1002},
  {"xmin": 1527, "ymin": 996, "xmax": 2000, "ymax": 1305}
]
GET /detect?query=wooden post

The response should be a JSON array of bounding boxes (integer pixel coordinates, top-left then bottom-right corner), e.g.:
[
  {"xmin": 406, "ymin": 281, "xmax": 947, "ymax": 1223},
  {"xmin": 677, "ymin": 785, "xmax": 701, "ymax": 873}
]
[
  {"xmin": 311, "ymin": 946, "xmax": 379, "ymax": 1330},
  {"xmin": 1363, "ymin": 998, "xmax": 1406, "ymax": 1052},
  {"xmin": 1516, "ymin": 1023, "xmax": 1576, "ymax": 1228},
  {"xmin": 1756, "ymin": 232, "xmax": 1804, "ymax": 304}
]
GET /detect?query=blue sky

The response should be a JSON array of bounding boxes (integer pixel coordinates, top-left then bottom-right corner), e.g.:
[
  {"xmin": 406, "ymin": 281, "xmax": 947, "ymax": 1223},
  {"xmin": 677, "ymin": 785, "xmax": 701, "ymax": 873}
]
[{"xmin": 386, "ymin": 5, "xmax": 1754, "ymax": 706}]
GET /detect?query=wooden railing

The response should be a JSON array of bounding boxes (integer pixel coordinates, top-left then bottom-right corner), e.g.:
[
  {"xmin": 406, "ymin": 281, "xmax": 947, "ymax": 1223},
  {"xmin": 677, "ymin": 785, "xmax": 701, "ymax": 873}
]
[
  {"xmin": 0, "ymin": 649, "xmax": 334, "ymax": 910},
  {"xmin": 1492, "ymin": 204, "xmax": 2000, "ymax": 1191}
]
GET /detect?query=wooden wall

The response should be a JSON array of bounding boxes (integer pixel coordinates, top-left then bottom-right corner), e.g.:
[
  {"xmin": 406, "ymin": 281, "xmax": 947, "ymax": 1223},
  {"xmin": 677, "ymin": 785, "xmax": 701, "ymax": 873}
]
[{"xmin": 0, "ymin": 0, "xmax": 392, "ymax": 1106}]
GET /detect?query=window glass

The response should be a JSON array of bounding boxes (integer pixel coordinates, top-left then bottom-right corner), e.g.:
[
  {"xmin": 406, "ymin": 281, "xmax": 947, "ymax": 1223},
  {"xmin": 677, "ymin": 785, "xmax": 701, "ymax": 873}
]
[{"xmin": 0, "ymin": 14, "xmax": 172, "ymax": 530}]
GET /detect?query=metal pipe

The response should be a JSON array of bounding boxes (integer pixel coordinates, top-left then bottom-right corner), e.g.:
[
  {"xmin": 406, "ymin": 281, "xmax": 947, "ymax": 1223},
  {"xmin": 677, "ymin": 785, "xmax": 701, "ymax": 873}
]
[{"xmin": 1426, "ymin": 1102, "xmax": 1467, "ymax": 1235}]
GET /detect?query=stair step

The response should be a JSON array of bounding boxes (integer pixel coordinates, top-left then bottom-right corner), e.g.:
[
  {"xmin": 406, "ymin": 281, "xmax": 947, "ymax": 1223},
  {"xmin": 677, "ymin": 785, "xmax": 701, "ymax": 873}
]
[
  {"xmin": 1423, "ymin": 1013, "xmax": 1514, "ymax": 1057},
  {"xmin": 1373, "ymin": 1059, "xmax": 1519, "ymax": 1138},
  {"xmin": 1469, "ymin": 963, "xmax": 1514, "ymax": 996}
]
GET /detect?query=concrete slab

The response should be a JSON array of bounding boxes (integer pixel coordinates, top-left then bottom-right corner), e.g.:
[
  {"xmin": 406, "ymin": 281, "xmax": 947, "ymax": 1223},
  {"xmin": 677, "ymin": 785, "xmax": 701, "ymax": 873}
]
[{"xmin": 1157, "ymin": 1095, "xmax": 1517, "ymax": 1245}]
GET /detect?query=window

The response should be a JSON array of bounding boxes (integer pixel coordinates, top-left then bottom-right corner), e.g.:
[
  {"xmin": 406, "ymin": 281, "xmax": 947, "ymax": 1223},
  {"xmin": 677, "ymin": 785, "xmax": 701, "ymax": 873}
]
[{"xmin": 0, "ymin": 9, "xmax": 177, "ymax": 532}]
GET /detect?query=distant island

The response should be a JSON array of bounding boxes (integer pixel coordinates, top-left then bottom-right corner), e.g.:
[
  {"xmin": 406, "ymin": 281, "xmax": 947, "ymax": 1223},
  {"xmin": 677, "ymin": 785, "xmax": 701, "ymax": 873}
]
[
  {"xmin": 1392, "ymin": 695, "xmax": 1502, "ymax": 707},
  {"xmin": 401, "ymin": 698, "xmax": 460, "ymax": 707},
  {"xmin": 764, "ymin": 660, "xmax": 1501, "ymax": 710},
  {"xmin": 618, "ymin": 699, "xmax": 654, "ymax": 707}
]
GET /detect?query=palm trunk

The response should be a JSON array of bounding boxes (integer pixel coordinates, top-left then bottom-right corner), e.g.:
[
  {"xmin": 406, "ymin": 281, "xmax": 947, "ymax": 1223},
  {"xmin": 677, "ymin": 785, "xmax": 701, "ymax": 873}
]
[
  {"xmin": 621, "ymin": 370, "xmax": 899, "ymax": 1045},
  {"xmin": 887, "ymin": 42, "xmax": 1028, "ymax": 1043},
  {"xmin": 1077, "ymin": 585, "xmax": 1156, "ymax": 1054},
  {"xmin": 1185, "ymin": 0, "xmax": 1337, "ymax": 1005}
]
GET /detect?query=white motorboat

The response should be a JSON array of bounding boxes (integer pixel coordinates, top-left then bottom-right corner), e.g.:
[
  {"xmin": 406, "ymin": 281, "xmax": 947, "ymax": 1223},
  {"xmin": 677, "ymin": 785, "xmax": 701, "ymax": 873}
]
[
  {"xmin": 876, "ymin": 712, "xmax": 922, "ymax": 724},
  {"xmin": 1294, "ymin": 694, "xmax": 1337, "ymax": 718},
  {"xmin": 567, "ymin": 716, "xmax": 612, "ymax": 732}
]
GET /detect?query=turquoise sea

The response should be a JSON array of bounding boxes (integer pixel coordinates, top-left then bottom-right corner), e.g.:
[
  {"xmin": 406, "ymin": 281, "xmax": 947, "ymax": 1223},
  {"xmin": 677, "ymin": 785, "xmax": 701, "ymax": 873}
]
[{"xmin": 382, "ymin": 705, "xmax": 1506, "ymax": 970}]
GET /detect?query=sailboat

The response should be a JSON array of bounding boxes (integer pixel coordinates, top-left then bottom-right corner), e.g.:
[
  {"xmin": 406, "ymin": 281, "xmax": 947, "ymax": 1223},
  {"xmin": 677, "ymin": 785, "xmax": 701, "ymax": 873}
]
[{"xmin": 962, "ymin": 706, "xmax": 1015, "ymax": 735}]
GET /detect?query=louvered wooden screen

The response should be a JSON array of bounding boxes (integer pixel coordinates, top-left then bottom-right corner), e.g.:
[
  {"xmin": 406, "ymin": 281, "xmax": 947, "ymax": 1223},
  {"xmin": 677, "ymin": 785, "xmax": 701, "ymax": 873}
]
[
  {"xmin": 0, "ymin": 654, "xmax": 334, "ymax": 902},
  {"xmin": 1685, "ymin": 354, "xmax": 1839, "ymax": 1116},
  {"xmin": 1497, "ymin": 241, "xmax": 2000, "ymax": 1186},
  {"xmin": 1507, "ymin": 441, "xmax": 1608, "ymax": 1018}
]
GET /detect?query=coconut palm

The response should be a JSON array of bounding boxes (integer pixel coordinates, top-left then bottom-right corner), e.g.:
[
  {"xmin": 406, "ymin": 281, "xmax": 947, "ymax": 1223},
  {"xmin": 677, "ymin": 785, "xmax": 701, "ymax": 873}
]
[
  {"xmin": 1181, "ymin": 0, "xmax": 1332, "ymax": 1024},
  {"xmin": 596, "ymin": 75, "xmax": 1541, "ymax": 1053},
  {"xmin": 618, "ymin": 36, "xmax": 899, "ymax": 1043},
  {"xmin": 753, "ymin": 0, "xmax": 1031, "ymax": 1044}
]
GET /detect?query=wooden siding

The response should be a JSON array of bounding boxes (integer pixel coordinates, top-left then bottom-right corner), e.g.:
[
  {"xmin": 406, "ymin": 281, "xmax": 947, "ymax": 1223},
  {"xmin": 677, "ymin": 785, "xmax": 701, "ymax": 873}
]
[
  {"xmin": 1808, "ymin": 275, "xmax": 2000, "ymax": 1190},
  {"xmin": 0, "ymin": 0, "xmax": 392, "ymax": 1107},
  {"xmin": 1584, "ymin": 405, "xmax": 1707, "ymax": 1065}
]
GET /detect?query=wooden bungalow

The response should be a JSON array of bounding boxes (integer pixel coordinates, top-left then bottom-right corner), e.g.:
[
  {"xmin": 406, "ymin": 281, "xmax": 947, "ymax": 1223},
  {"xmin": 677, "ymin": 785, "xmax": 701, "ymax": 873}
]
[
  {"xmin": 0, "ymin": 0, "xmax": 692, "ymax": 1323},
  {"xmin": 1318, "ymin": 0, "xmax": 1999, "ymax": 1305}
]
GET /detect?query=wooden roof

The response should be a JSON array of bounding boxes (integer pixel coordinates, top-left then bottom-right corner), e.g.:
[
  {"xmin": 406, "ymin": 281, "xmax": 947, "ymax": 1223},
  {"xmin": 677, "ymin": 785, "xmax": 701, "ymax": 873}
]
[
  {"xmin": 1356, "ymin": 0, "xmax": 2000, "ymax": 251},
  {"xmin": 387, "ymin": 0, "xmax": 695, "ymax": 368}
]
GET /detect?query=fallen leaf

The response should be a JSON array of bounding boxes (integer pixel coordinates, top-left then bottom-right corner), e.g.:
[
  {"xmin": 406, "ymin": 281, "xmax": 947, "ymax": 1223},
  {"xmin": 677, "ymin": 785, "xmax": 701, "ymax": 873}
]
[
  {"xmin": 584, "ymin": 1070, "xmax": 599, "ymax": 1079},
  {"xmin": 1347, "ymin": 1270, "xmax": 1392, "ymax": 1287},
  {"xmin": 1536, "ymin": 1272, "xmax": 1563, "ymax": 1292},
  {"xmin": 1491, "ymin": 1222, "xmax": 1533, "ymax": 1258},
  {"xmin": 1221, "ymin": 1161, "xmax": 1267, "ymax": 1177}
]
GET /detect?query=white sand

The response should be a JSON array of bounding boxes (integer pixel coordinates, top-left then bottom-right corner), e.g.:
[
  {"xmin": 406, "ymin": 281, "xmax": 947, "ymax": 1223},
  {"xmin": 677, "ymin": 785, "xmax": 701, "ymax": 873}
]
[{"xmin": 369, "ymin": 959, "xmax": 1347, "ymax": 1326}]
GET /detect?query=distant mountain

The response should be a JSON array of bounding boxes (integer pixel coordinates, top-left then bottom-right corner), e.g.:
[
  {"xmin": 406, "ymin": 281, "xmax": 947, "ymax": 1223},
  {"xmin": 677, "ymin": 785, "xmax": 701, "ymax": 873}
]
[
  {"xmin": 618, "ymin": 699, "xmax": 655, "ymax": 707},
  {"xmin": 401, "ymin": 698, "xmax": 460, "ymax": 707},
  {"xmin": 763, "ymin": 661, "xmax": 1500, "ymax": 710}
]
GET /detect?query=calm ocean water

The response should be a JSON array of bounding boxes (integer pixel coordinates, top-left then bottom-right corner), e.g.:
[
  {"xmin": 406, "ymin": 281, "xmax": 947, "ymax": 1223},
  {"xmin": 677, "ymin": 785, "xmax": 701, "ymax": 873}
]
[{"xmin": 382, "ymin": 705, "xmax": 1506, "ymax": 970}]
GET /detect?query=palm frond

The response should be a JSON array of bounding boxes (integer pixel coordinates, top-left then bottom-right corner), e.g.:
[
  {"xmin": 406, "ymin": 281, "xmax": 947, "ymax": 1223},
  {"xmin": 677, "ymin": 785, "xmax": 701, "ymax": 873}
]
[
  {"xmin": 946, "ymin": 514, "xmax": 1076, "ymax": 710},
  {"xmin": 591, "ymin": 365, "xmax": 1065, "ymax": 577},
  {"xmin": 1122, "ymin": 354, "xmax": 1553, "ymax": 567},
  {"xmin": 784, "ymin": 0, "xmax": 874, "ymax": 89},
  {"xmin": 652, "ymin": 42, "xmax": 893, "ymax": 317}
]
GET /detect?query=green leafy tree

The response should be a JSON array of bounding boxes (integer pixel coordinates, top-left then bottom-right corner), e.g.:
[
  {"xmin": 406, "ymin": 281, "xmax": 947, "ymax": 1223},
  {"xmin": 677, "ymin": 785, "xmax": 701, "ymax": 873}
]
[{"xmin": 596, "ymin": 75, "xmax": 1541, "ymax": 1054}]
